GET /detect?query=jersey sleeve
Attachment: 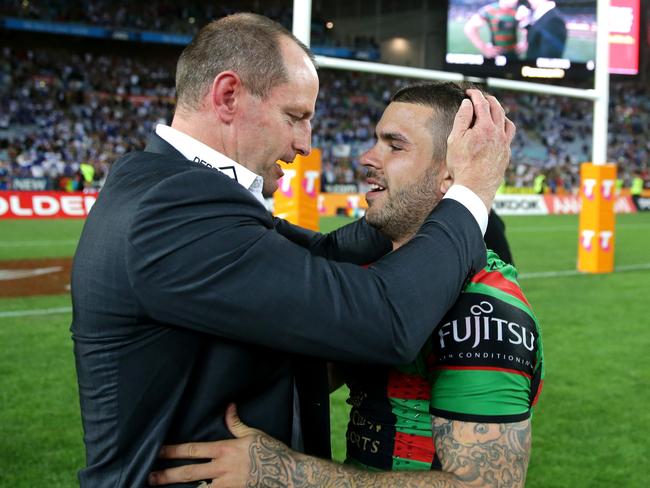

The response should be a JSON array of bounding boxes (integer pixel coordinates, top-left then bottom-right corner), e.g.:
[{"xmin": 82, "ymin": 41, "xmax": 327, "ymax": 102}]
[
  {"xmin": 478, "ymin": 4, "xmax": 492, "ymax": 22},
  {"xmin": 426, "ymin": 250, "xmax": 544, "ymax": 423}
]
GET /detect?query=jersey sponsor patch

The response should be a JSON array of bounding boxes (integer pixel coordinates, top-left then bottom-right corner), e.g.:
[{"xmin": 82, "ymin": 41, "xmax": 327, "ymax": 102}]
[{"xmin": 431, "ymin": 293, "xmax": 539, "ymax": 377}]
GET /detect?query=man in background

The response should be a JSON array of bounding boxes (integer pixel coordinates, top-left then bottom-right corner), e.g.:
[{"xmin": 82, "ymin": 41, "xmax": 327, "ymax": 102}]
[{"xmin": 525, "ymin": 0, "xmax": 567, "ymax": 59}]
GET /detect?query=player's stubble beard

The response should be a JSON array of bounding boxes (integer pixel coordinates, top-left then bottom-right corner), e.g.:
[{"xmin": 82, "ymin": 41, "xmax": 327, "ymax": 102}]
[{"xmin": 366, "ymin": 164, "xmax": 443, "ymax": 245}]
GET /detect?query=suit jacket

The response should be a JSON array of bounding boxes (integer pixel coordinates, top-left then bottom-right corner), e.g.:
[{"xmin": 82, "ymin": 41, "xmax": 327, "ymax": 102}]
[
  {"xmin": 527, "ymin": 8, "xmax": 567, "ymax": 59},
  {"xmin": 71, "ymin": 133, "xmax": 486, "ymax": 486}
]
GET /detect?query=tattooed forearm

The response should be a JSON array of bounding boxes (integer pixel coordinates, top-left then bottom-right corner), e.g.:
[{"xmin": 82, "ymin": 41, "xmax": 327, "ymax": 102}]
[
  {"xmin": 432, "ymin": 417, "xmax": 531, "ymax": 488},
  {"xmin": 246, "ymin": 434, "xmax": 469, "ymax": 488},
  {"xmin": 243, "ymin": 418, "xmax": 530, "ymax": 487}
]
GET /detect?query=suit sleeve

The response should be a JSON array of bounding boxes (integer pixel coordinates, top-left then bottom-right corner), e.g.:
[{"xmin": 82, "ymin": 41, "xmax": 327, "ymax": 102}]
[
  {"xmin": 126, "ymin": 170, "xmax": 486, "ymax": 365},
  {"xmin": 272, "ymin": 216, "xmax": 392, "ymax": 264}
]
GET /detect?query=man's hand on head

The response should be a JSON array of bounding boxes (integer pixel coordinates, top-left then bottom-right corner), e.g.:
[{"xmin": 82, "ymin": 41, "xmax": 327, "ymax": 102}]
[{"xmin": 446, "ymin": 89, "xmax": 516, "ymax": 210}]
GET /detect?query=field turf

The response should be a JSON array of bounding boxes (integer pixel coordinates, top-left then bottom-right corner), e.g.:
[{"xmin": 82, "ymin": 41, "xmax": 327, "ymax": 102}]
[{"xmin": 1, "ymin": 213, "xmax": 649, "ymax": 487}]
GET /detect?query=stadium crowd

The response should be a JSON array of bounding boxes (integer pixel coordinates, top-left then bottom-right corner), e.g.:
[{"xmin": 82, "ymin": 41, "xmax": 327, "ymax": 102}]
[
  {"xmin": 0, "ymin": 0, "xmax": 378, "ymax": 50},
  {"xmin": 1, "ymin": 0, "xmax": 293, "ymax": 36},
  {"xmin": 0, "ymin": 46, "xmax": 648, "ymax": 192}
]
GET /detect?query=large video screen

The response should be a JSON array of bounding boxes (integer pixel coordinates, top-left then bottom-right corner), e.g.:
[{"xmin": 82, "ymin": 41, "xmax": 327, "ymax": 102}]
[
  {"xmin": 446, "ymin": 0, "xmax": 598, "ymax": 80},
  {"xmin": 609, "ymin": 0, "xmax": 640, "ymax": 75}
]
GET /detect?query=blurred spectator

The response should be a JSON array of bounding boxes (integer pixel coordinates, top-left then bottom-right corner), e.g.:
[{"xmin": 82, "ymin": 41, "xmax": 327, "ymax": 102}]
[{"xmin": 0, "ymin": 46, "xmax": 647, "ymax": 193}]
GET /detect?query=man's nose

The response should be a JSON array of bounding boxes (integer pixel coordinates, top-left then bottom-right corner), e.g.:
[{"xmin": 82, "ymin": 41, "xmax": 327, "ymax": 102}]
[
  {"xmin": 360, "ymin": 147, "xmax": 378, "ymax": 168},
  {"xmin": 294, "ymin": 121, "xmax": 311, "ymax": 157}
]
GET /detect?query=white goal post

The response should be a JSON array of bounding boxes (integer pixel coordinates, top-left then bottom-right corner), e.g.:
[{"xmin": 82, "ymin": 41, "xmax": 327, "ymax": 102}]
[{"xmin": 292, "ymin": 0, "xmax": 610, "ymax": 166}]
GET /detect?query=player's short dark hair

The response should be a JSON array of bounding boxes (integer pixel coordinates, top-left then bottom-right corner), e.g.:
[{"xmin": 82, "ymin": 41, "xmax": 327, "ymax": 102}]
[
  {"xmin": 175, "ymin": 13, "xmax": 315, "ymax": 110},
  {"xmin": 391, "ymin": 81, "xmax": 481, "ymax": 162}
]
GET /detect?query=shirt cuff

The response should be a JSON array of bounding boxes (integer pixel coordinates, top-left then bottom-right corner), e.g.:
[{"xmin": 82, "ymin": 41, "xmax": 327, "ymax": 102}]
[{"xmin": 442, "ymin": 185, "xmax": 489, "ymax": 236}]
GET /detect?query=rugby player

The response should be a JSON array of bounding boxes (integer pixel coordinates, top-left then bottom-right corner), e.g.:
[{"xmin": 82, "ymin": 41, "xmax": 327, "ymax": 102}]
[
  {"xmin": 148, "ymin": 82, "xmax": 544, "ymax": 488},
  {"xmin": 464, "ymin": 0, "xmax": 529, "ymax": 60}
]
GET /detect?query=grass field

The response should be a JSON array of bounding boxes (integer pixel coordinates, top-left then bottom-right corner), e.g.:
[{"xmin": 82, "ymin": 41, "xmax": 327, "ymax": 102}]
[{"xmin": 1, "ymin": 213, "xmax": 650, "ymax": 487}]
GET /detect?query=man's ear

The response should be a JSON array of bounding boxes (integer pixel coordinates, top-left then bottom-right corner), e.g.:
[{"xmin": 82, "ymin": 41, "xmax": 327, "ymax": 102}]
[
  {"xmin": 209, "ymin": 71, "xmax": 241, "ymax": 123},
  {"xmin": 440, "ymin": 166, "xmax": 453, "ymax": 195}
]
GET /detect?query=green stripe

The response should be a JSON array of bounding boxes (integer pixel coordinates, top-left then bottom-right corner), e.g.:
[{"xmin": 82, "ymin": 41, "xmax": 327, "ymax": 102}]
[
  {"xmin": 390, "ymin": 398, "xmax": 433, "ymax": 437},
  {"xmin": 430, "ymin": 369, "xmax": 531, "ymax": 417},
  {"xmin": 482, "ymin": 251, "xmax": 544, "ymax": 376},
  {"xmin": 392, "ymin": 457, "xmax": 431, "ymax": 471},
  {"xmin": 465, "ymin": 282, "xmax": 535, "ymax": 319},
  {"xmin": 486, "ymin": 250, "xmax": 521, "ymax": 284}
]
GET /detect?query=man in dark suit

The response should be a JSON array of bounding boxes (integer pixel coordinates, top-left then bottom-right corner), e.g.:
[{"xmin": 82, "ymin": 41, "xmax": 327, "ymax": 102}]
[
  {"xmin": 71, "ymin": 13, "xmax": 514, "ymax": 487},
  {"xmin": 525, "ymin": 0, "xmax": 567, "ymax": 59}
]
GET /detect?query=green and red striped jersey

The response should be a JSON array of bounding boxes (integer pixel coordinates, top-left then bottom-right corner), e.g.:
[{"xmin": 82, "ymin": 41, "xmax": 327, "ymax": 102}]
[
  {"xmin": 344, "ymin": 250, "xmax": 544, "ymax": 471},
  {"xmin": 479, "ymin": 3, "xmax": 518, "ymax": 55}
]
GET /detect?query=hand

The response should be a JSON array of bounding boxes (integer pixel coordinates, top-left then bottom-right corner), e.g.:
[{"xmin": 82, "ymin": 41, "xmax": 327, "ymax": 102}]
[
  {"xmin": 481, "ymin": 43, "xmax": 500, "ymax": 58},
  {"xmin": 516, "ymin": 40, "xmax": 528, "ymax": 55},
  {"xmin": 148, "ymin": 404, "xmax": 270, "ymax": 487},
  {"xmin": 446, "ymin": 89, "xmax": 516, "ymax": 210}
]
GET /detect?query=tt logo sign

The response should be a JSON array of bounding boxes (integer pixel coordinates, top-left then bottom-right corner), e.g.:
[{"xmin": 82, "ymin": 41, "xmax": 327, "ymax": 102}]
[
  {"xmin": 279, "ymin": 169, "xmax": 297, "ymax": 197},
  {"xmin": 583, "ymin": 179, "xmax": 615, "ymax": 200},
  {"xmin": 580, "ymin": 230, "xmax": 613, "ymax": 251}
]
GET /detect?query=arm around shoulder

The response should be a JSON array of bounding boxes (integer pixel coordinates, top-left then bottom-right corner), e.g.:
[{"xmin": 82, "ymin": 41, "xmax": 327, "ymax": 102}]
[
  {"xmin": 126, "ymin": 170, "xmax": 485, "ymax": 365},
  {"xmin": 273, "ymin": 216, "xmax": 392, "ymax": 264}
]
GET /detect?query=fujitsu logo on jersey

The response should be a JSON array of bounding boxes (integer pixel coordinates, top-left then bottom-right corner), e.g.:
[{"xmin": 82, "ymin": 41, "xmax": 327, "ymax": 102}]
[{"xmin": 437, "ymin": 300, "xmax": 536, "ymax": 351}]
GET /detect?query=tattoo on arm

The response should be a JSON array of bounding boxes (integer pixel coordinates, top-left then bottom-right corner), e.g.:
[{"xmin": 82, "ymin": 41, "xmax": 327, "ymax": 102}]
[
  {"xmin": 245, "ymin": 435, "xmax": 458, "ymax": 488},
  {"xmin": 431, "ymin": 417, "xmax": 531, "ymax": 488},
  {"xmin": 243, "ymin": 418, "xmax": 530, "ymax": 488}
]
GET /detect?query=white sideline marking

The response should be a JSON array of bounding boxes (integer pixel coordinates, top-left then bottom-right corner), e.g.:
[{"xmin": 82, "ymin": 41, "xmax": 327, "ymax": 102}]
[
  {"xmin": 520, "ymin": 263, "xmax": 650, "ymax": 279},
  {"xmin": 0, "ymin": 307, "xmax": 71, "ymax": 318},
  {"xmin": 0, "ymin": 240, "xmax": 77, "ymax": 247},
  {"xmin": 0, "ymin": 266, "xmax": 63, "ymax": 281},
  {"xmin": 509, "ymin": 223, "xmax": 650, "ymax": 234}
]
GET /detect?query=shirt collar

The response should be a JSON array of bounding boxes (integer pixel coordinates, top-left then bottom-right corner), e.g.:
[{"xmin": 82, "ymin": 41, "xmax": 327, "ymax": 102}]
[
  {"xmin": 533, "ymin": 2, "xmax": 556, "ymax": 22},
  {"xmin": 155, "ymin": 124, "xmax": 265, "ymax": 204}
]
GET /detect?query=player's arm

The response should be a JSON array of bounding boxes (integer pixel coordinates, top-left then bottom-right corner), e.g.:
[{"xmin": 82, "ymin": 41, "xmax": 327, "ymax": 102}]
[
  {"xmin": 147, "ymin": 406, "xmax": 529, "ymax": 487},
  {"xmin": 463, "ymin": 13, "xmax": 498, "ymax": 58},
  {"xmin": 432, "ymin": 416, "xmax": 531, "ymax": 487},
  {"xmin": 272, "ymin": 216, "xmax": 392, "ymax": 264}
]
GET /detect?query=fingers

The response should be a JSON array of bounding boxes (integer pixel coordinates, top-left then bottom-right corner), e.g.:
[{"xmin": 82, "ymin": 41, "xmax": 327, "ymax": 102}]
[
  {"xmin": 505, "ymin": 117, "xmax": 516, "ymax": 144},
  {"xmin": 225, "ymin": 403, "xmax": 260, "ymax": 438},
  {"xmin": 159, "ymin": 441, "xmax": 219, "ymax": 460},
  {"xmin": 450, "ymin": 98, "xmax": 474, "ymax": 138},
  {"xmin": 148, "ymin": 462, "xmax": 218, "ymax": 486},
  {"xmin": 487, "ymin": 95, "xmax": 506, "ymax": 131},
  {"xmin": 465, "ymin": 89, "xmax": 491, "ymax": 125}
]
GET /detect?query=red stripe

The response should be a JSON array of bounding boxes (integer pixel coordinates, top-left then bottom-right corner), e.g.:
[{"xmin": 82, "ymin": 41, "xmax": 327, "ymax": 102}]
[
  {"xmin": 471, "ymin": 269, "xmax": 531, "ymax": 307},
  {"xmin": 393, "ymin": 431, "xmax": 435, "ymax": 464},
  {"xmin": 485, "ymin": 6, "xmax": 515, "ymax": 15},
  {"xmin": 435, "ymin": 364, "xmax": 532, "ymax": 380},
  {"xmin": 532, "ymin": 379, "xmax": 544, "ymax": 406},
  {"xmin": 387, "ymin": 370, "xmax": 431, "ymax": 401}
]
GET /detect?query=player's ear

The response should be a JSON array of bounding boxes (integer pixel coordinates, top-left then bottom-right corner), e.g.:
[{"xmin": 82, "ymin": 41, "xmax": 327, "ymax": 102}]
[
  {"xmin": 209, "ymin": 71, "xmax": 241, "ymax": 123},
  {"xmin": 440, "ymin": 166, "xmax": 453, "ymax": 195}
]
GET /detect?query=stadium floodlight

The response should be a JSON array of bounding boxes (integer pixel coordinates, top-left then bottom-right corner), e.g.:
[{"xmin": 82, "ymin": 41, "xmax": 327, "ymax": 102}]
[{"xmin": 292, "ymin": 0, "xmax": 616, "ymax": 274}]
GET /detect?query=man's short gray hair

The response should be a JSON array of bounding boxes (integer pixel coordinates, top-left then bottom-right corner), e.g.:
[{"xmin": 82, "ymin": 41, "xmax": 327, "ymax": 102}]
[{"xmin": 175, "ymin": 13, "xmax": 315, "ymax": 110}]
